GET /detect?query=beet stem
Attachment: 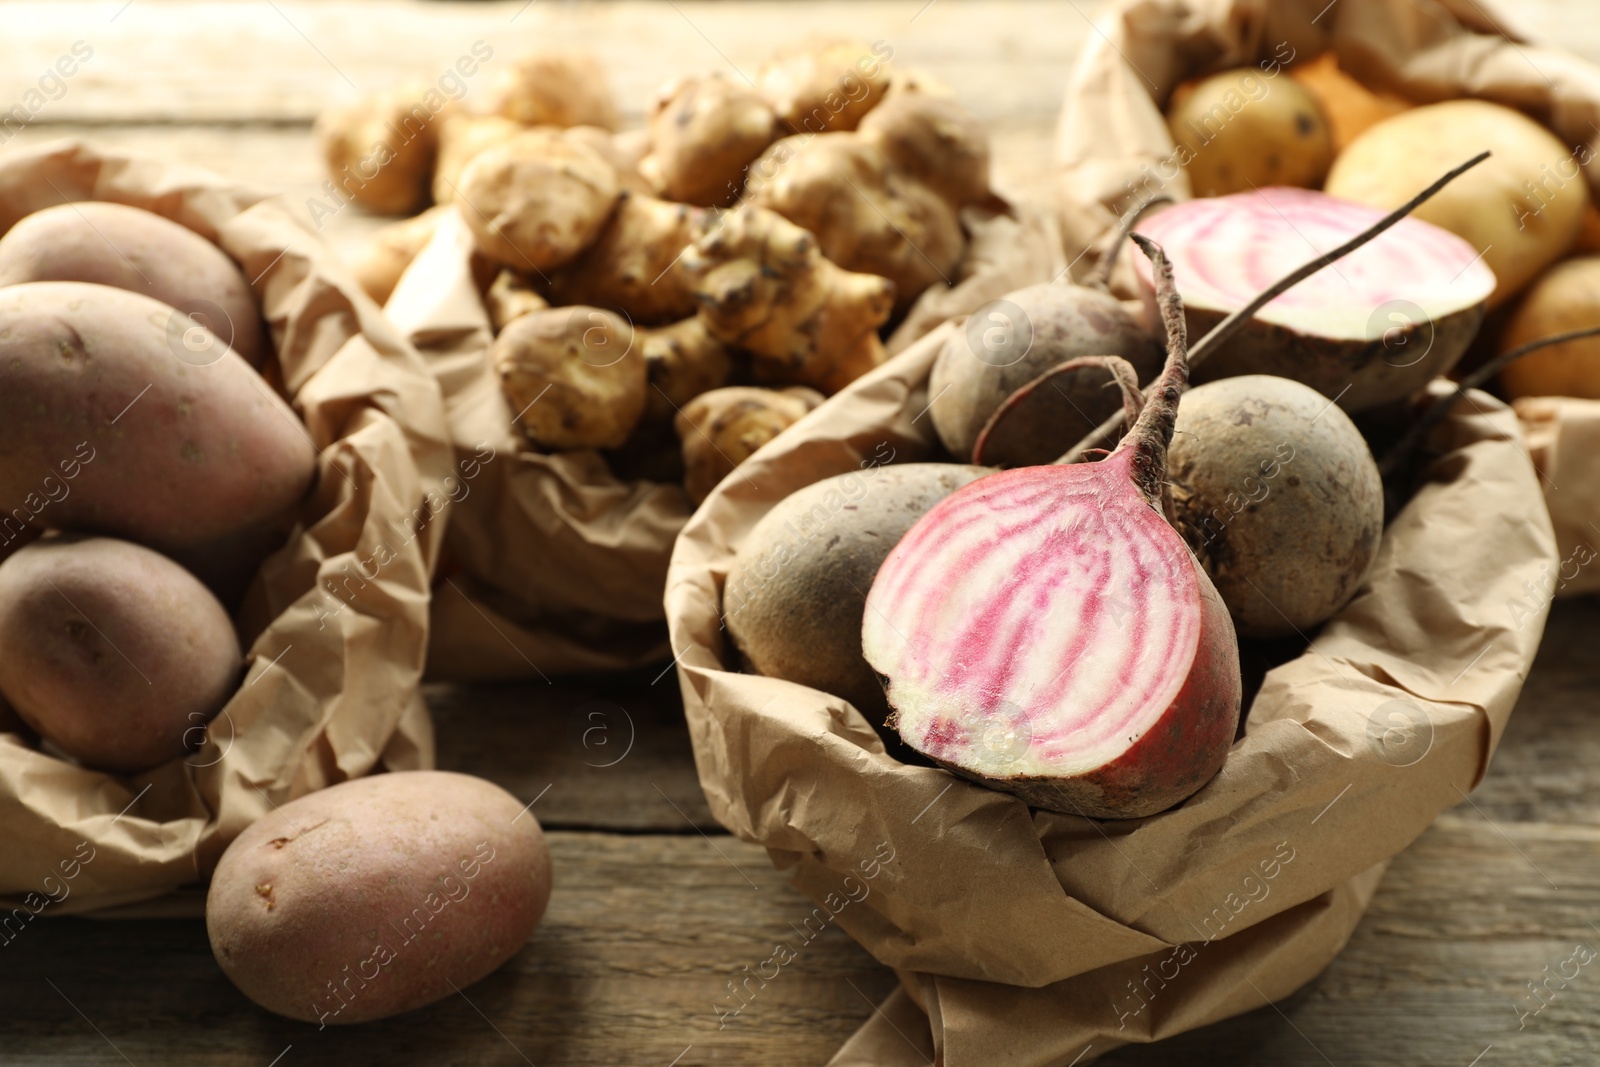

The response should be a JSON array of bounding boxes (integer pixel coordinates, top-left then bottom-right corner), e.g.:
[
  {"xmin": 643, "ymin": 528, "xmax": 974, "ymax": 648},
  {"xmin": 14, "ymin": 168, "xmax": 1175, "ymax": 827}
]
[
  {"xmin": 1378, "ymin": 323, "xmax": 1600, "ymax": 479},
  {"xmin": 1120, "ymin": 234, "xmax": 1187, "ymax": 507},
  {"xmin": 1054, "ymin": 150, "xmax": 1494, "ymax": 464},
  {"xmin": 970, "ymin": 356, "xmax": 1144, "ymax": 466},
  {"xmin": 1085, "ymin": 193, "xmax": 1173, "ymax": 292}
]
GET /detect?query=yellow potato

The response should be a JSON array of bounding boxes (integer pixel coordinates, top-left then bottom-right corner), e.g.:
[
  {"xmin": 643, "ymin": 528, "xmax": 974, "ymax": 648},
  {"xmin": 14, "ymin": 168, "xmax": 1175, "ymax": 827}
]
[
  {"xmin": 1500, "ymin": 256, "xmax": 1600, "ymax": 399},
  {"xmin": 1325, "ymin": 100, "xmax": 1588, "ymax": 307},
  {"xmin": 1167, "ymin": 68, "xmax": 1333, "ymax": 197}
]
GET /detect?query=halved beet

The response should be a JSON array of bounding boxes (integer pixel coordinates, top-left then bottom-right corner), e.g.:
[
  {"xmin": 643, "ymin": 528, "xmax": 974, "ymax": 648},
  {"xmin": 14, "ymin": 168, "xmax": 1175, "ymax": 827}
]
[
  {"xmin": 862, "ymin": 238, "xmax": 1241, "ymax": 819},
  {"xmin": 1132, "ymin": 187, "xmax": 1495, "ymax": 413}
]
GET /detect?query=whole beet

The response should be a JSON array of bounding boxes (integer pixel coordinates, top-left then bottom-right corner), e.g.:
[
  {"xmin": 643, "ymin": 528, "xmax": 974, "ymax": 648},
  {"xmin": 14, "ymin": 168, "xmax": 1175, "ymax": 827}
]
[{"xmin": 928, "ymin": 282, "xmax": 1161, "ymax": 467}]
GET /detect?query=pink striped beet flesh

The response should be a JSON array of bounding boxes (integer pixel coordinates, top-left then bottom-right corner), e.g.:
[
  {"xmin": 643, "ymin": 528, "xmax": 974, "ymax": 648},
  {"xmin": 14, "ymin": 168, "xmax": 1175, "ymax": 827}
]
[{"xmin": 862, "ymin": 235, "xmax": 1241, "ymax": 819}]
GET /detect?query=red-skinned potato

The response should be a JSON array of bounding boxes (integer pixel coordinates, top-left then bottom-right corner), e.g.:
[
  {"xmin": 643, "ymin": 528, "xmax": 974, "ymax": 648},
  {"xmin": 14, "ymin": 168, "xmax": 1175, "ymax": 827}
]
[
  {"xmin": 0, "ymin": 535, "xmax": 241, "ymax": 773},
  {"xmin": 0, "ymin": 201, "xmax": 267, "ymax": 367},
  {"xmin": 207, "ymin": 771, "xmax": 552, "ymax": 1025},
  {"xmin": 0, "ymin": 282, "xmax": 316, "ymax": 557}
]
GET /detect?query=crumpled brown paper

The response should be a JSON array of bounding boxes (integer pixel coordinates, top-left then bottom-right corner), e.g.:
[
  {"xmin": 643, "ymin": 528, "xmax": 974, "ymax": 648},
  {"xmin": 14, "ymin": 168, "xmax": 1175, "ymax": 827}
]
[
  {"xmin": 387, "ymin": 196, "xmax": 1064, "ymax": 681},
  {"xmin": 1515, "ymin": 396, "xmax": 1600, "ymax": 595},
  {"xmin": 0, "ymin": 140, "xmax": 453, "ymax": 917},
  {"xmin": 672, "ymin": 0, "xmax": 1569, "ymax": 1058},
  {"xmin": 667, "ymin": 315, "xmax": 1552, "ymax": 1063}
]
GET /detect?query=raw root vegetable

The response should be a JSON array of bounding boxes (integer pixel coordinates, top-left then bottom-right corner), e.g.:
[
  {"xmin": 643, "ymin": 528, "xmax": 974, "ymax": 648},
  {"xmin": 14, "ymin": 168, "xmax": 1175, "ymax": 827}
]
[
  {"xmin": 928, "ymin": 281, "xmax": 1161, "ymax": 467},
  {"xmin": 675, "ymin": 386, "xmax": 822, "ymax": 504},
  {"xmin": 484, "ymin": 50, "xmax": 619, "ymax": 130},
  {"xmin": 494, "ymin": 306, "xmax": 643, "ymax": 450},
  {"xmin": 314, "ymin": 80, "xmax": 439, "ymax": 216},
  {"xmin": 456, "ymin": 129, "xmax": 620, "ymax": 272},
  {"xmin": 639, "ymin": 317, "xmax": 733, "ymax": 428},
  {"xmin": 748, "ymin": 89, "xmax": 990, "ymax": 312},
  {"xmin": 724, "ymin": 463, "xmax": 988, "ymax": 729},
  {"xmin": 863, "ymin": 237, "xmax": 1241, "ymax": 819},
  {"xmin": 757, "ymin": 37, "xmax": 893, "ymax": 135},
  {"xmin": 1287, "ymin": 53, "xmax": 1411, "ymax": 155},
  {"xmin": 680, "ymin": 205, "xmax": 894, "ymax": 394},
  {"xmin": 1499, "ymin": 256, "xmax": 1600, "ymax": 400},
  {"xmin": 484, "ymin": 268, "xmax": 549, "ymax": 333},
  {"xmin": 1132, "ymin": 187, "xmax": 1496, "ymax": 413},
  {"xmin": 547, "ymin": 192, "xmax": 709, "ymax": 324},
  {"xmin": 1166, "ymin": 68, "xmax": 1333, "ymax": 197},
  {"xmin": 639, "ymin": 73, "xmax": 777, "ymax": 207},
  {"xmin": 1167, "ymin": 375, "xmax": 1384, "ymax": 639},
  {"xmin": 1325, "ymin": 100, "xmax": 1588, "ymax": 307}
]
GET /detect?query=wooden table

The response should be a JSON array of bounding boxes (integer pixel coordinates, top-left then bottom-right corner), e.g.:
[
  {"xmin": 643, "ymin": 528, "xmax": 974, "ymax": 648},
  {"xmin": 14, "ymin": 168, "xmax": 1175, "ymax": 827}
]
[{"xmin": 3, "ymin": 2, "xmax": 1599, "ymax": 1064}]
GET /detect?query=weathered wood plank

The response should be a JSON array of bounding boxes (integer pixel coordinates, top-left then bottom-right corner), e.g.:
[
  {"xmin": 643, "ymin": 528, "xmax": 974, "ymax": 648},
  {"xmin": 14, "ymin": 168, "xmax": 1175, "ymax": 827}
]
[
  {"xmin": 425, "ymin": 674, "xmax": 720, "ymax": 832},
  {"xmin": 0, "ymin": 0, "xmax": 1092, "ymax": 127},
  {"xmin": 2, "ymin": 833, "xmax": 898, "ymax": 1066}
]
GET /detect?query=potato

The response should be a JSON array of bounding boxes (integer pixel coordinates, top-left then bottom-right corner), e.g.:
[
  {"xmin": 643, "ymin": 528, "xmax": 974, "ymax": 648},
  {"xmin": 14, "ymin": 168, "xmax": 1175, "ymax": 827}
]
[
  {"xmin": 484, "ymin": 268, "xmax": 548, "ymax": 333},
  {"xmin": 1166, "ymin": 68, "xmax": 1333, "ymax": 197},
  {"xmin": 640, "ymin": 73, "xmax": 777, "ymax": 207},
  {"xmin": 758, "ymin": 37, "xmax": 893, "ymax": 134},
  {"xmin": 546, "ymin": 192, "xmax": 708, "ymax": 324},
  {"xmin": 432, "ymin": 113, "xmax": 523, "ymax": 205},
  {"xmin": 207, "ymin": 771, "xmax": 552, "ymax": 1025},
  {"xmin": 675, "ymin": 386, "xmax": 823, "ymax": 503},
  {"xmin": 315, "ymin": 80, "xmax": 440, "ymax": 216},
  {"xmin": 457, "ymin": 129, "xmax": 620, "ymax": 272},
  {"xmin": 494, "ymin": 306, "xmax": 644, "ymax": 449},
  {"xmin": 1325, "ymin": 100, "xmax": 1589, "ymax": 307},
  {"xmin": 0, "ymin": 536, "xmax": 240, "ymax": 773},
  {"xmin": 486, "ymin": 50, "xmax": 619, "ymax": 130},
  {"xmin": 1500, "ymin": 256, "xmax": 1600, "ymax": 399},
  {"xmin": 0, "ymin": 201, "xmax": 267, "ymax": 367},
  {"xmin": 0, "ymin": 282, "xmax": 316, "ymax": 556}
]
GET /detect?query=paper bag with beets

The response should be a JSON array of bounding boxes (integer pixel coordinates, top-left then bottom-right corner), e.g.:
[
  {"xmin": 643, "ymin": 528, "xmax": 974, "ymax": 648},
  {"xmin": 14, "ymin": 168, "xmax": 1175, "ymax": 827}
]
[{"xmin": 666, "ymin": 1, "xmax": 1565, "ymax": 1061}]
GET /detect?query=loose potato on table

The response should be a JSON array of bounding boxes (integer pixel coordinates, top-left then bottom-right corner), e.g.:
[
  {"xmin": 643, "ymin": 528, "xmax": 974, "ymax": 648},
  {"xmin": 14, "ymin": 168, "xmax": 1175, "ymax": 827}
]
[
  {"xmin": 0, "ymin": 200, "xmax": 267, "ymax": 367},
  {"xmin": 0, "ymin": 535, "xmax": 240, "ymax": 774},
  {"xmin": 0, "ymin": 282, "xmax": 316, "ymax": 557},
  {"xmin": 207, "ymin": 771, "xmax": 552, "ymax": 1025}
]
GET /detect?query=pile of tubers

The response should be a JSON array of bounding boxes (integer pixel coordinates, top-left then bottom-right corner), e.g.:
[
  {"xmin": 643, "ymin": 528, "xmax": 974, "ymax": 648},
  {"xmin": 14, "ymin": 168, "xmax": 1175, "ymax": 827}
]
[
  {"xmin": 725, "ymin": 54, "xmax": 1600, "ymax": 823},
  {"xmin": 326, "ymin": 38, "xmax": 995, "ymax": 503},
  {"xmin": 0, "ymin": 201, "xmax": 307, "ymax": 774}
]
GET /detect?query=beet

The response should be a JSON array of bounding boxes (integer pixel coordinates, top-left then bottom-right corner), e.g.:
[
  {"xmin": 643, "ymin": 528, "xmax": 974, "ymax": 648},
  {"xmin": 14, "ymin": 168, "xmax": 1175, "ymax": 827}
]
[
  {"xmin": 862, "ymin": 238, "xmax": 1242, "ymax": 819},
  {"xmin": 1131, "ymin": 187, "xmax": 1495, "ymax": 413},
  {"xmin": 724, "ymin": 463, "xmax": 988, "ymax": 732},
  {"xmin": 927, "ymin": 284, "xmax": 1161, "ymax": 468},
  {"xmin": 1167, "ymin": 375, "xmax": 1384, "ymax": 639}
]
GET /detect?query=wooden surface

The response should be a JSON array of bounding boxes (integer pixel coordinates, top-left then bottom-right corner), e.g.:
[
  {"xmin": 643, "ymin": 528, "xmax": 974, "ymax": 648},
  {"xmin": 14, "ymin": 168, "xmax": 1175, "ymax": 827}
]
[{"xmin": 2, "ymin": 1, "xmax": 1599, "ymax": 1064}]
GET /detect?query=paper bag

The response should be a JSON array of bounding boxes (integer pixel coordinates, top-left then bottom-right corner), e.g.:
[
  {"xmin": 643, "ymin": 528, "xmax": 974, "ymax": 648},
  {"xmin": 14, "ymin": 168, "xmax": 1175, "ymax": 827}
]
[
  {"xmin": 665, "ymin": 303, "xmax": 1552, "ymax": 1062},
  {"xmin": 0, "ymin": 140, "xmax": 452, "ymax": 917}
]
